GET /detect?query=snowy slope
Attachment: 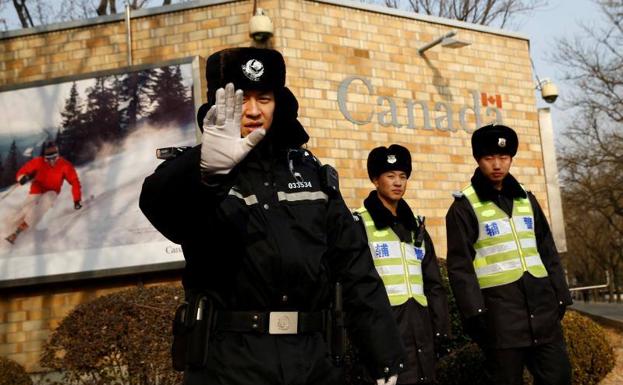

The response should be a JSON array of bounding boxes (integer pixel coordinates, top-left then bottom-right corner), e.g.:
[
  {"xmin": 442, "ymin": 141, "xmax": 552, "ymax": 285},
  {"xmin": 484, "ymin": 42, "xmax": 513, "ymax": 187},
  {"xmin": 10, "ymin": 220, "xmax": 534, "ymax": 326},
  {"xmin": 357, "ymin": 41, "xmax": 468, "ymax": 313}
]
[{"xmin": 0, "ymin": 123, "xmax": 196, "ymax": 282}]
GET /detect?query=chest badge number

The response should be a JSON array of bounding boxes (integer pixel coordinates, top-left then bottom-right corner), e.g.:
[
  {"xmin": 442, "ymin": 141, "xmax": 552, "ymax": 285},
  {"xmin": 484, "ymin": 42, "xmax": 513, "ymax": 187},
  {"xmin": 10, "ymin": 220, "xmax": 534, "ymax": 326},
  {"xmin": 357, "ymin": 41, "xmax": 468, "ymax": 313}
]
[{"xmin": 288, "ymin": 181, "xmax": 312, "ymax": 189}]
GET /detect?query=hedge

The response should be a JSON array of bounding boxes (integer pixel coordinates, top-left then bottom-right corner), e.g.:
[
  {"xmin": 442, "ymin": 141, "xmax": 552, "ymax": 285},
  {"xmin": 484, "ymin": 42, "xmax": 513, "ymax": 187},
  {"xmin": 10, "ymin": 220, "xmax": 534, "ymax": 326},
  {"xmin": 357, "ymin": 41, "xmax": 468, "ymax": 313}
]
[
  {"xmin": 39, "ymin": 263, "xmax": 615, "ymax": 385},
  {"xmin": 40, "ymin": 284, "xmax": 184, "ymax": 385},
  {"xmin": 0, "ymin": 356, "xmax": 32, "ymax": 385}
]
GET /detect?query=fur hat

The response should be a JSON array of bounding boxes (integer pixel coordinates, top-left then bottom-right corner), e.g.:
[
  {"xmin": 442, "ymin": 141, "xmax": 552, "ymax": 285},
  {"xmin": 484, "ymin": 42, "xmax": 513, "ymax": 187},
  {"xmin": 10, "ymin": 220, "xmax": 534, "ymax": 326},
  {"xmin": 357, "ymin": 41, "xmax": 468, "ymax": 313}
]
[
  {"xmin": 471, "ymin": 124, "xmax": 518, "ymax": 159},
  {"xmin": 367, "ymin": 144, "xmax": 412, "ymax": 181},
  {"xmin": 197, "ymin": 47, "xmax": 287, "ymax": 131},
  {"xmin": 206, "ymin": 47, "xmax": 285, "ymax": 105}
]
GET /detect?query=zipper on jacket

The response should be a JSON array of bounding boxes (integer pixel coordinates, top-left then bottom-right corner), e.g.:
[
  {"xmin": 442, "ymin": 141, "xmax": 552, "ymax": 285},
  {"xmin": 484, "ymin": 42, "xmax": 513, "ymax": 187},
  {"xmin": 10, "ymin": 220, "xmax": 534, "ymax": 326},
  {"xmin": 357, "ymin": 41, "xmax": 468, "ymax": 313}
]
[
  {"xmin": 508, "ymin": 217, "xmax": 528, "ymax": 271},
  {"xmin": 399, "ymin": 242, "xmax": 413, "ymax": 297}
]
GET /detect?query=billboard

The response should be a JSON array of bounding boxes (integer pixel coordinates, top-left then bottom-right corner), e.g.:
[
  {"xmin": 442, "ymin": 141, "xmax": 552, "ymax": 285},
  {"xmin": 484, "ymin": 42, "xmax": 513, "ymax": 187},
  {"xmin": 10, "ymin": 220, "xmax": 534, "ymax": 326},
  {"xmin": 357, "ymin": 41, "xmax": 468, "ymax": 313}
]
[{"xmin": 0, "ymin": 57, "xmax": 202, "ymax": 287}]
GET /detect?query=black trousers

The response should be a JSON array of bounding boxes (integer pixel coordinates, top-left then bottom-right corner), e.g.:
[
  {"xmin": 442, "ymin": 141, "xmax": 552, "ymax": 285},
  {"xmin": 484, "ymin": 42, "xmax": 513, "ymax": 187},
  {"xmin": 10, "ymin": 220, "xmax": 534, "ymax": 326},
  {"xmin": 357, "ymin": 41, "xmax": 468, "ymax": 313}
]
[
  {"xmin": 483, "ymin": 339, "xmax": 571, "ymax": 385},
  {"xmin": 183, "ymin": 332, "xmax": 343, "ymax": 385}
]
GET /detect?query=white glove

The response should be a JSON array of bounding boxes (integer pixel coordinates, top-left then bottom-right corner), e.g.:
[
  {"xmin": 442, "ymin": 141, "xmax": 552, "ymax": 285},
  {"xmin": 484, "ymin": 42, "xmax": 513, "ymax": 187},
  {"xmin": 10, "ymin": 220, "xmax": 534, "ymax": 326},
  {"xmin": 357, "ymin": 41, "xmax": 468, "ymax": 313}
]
[
  {"xmin": 200, "ymin": 82, "xmax": 266, "ymax": 175},
  {"xmin": 376, "ymin": 374, "xmax": 398, "ymax": 385}
]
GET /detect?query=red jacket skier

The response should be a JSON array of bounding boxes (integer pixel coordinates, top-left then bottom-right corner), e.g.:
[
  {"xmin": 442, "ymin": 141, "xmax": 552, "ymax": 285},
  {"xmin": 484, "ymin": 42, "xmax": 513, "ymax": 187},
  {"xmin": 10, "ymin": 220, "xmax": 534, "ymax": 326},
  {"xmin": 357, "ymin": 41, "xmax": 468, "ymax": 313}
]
[
  {"xmin": 5, "ymin": 141, "xmax": 82, "ymax": 244},
  {"xmin": 17, "ymin": 156, "xmax": 82, "ymax": 203}
]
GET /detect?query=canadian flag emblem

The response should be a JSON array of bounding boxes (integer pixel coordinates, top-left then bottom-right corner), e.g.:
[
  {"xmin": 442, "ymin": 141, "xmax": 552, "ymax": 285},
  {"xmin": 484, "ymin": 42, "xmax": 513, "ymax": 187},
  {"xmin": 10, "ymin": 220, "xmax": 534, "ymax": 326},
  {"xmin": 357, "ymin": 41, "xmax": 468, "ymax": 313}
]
[{"xmin": 481, "ymin": 93, "xmax": 502, "ymax": 108}]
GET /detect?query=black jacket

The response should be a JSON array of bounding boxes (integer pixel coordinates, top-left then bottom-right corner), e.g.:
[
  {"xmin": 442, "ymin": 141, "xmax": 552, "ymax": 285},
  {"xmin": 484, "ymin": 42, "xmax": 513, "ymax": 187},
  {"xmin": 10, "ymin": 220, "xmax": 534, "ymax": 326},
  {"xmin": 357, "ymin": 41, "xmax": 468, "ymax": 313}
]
[
  {"xmin": 445, "ymin": 169, "xmax": 572, "ymax": 349},
  {"xmin": 360, "ymin": 191, "xmax": 450, "ymax": 384},
  {"xmin": 139, "ymin": 110, "xmax": 404, "ymax": 382}
]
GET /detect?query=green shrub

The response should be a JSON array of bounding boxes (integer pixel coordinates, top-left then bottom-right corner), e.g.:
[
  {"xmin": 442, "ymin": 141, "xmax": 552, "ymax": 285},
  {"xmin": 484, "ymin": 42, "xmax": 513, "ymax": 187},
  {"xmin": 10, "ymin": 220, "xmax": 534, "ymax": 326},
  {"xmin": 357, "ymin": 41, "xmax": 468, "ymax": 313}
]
[
  {"xmin": 40, "ymin": 284, "xmax": 184, "ymax": 385},
  {"xmin": 0, "ymin": 356, "xmax": 32, "ymax": 385},
  {"xmin": 563, "ymin": 311, "xmax": 615, "ymax": 385},
  {"xmin": 435, "ymin": 259, "xmax": 615, "ymax": 385}
]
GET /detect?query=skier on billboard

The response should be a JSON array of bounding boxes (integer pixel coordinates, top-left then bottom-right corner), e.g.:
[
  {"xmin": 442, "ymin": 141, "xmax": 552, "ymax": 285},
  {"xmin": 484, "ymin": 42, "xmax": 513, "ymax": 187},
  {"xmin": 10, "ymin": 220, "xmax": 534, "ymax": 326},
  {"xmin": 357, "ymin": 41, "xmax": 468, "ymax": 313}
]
[{"xmin": 5, "ymin": 141, "xmax": 82, "ymax": 244}]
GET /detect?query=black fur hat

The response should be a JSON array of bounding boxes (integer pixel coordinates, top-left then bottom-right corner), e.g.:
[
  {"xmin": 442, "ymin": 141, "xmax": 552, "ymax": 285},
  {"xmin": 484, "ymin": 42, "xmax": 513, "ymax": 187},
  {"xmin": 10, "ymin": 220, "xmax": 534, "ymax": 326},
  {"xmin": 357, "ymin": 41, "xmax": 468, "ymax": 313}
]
[
  {"xmin": 197, "ymin": 47, "xmax": 287, "ymax": 131},
  {"xmin": 471, "ymin": 124, "xmax": 518, "ymax": 159},
  {"xmin": 367, "ymin": 144, "xmax": 412, "ymax": 181},
  {"xmin": 206, "ymin": 47, "xmax": 285, "ymax": 106}
]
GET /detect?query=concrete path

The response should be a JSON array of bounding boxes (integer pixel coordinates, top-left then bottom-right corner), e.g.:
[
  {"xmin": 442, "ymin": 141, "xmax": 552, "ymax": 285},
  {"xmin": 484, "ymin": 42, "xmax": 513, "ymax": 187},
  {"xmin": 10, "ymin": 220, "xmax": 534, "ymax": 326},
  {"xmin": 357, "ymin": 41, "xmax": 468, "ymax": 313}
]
[{"xmin": 571, "ymin": 301, "xmax": 623, "ymax": 328}]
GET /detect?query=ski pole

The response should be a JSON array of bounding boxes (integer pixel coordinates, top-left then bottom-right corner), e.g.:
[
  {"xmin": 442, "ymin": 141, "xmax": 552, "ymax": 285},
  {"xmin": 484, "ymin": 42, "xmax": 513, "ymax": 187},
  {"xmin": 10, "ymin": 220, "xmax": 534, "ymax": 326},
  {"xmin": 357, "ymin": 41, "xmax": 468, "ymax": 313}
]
[{"xmin": 0, "ymin": 184, "xmax": 19, "ymax": 201}]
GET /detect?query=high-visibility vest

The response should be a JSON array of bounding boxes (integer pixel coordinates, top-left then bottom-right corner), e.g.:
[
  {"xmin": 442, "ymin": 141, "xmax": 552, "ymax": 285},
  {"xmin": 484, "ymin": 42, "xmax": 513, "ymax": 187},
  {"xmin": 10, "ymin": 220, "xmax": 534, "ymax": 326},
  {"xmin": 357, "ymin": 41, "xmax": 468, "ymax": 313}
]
[
  {"xmin": 356, "ymin": 208, "xmax": 427, "ymax": 306},
  {"xmin": 462, "ymin": 184, "xmax": 548, "ymax": 289}
]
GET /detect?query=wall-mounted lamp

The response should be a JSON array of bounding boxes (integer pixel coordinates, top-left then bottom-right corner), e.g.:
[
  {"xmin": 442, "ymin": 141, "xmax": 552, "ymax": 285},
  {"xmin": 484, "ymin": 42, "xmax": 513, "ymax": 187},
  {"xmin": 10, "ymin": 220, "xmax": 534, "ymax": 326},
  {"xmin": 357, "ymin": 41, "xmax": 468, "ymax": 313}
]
[{"xmin": 418, "ymin": 30, "xmax": 471, "ymax": 55}]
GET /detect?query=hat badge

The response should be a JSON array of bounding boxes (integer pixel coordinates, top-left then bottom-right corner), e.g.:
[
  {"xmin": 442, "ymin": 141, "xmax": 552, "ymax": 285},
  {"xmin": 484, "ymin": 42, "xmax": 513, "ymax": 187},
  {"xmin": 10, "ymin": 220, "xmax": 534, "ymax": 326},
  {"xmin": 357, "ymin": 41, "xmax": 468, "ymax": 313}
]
[
  {"xmin": 387, "ymin": 155, "xmax": 397, "ymax": 164},
  {"xmin": 497, "ymin": 138, "xmax": 507, "ymax": 148},
  {"xmin": 241, "ymin": 59, "xmax": 264, "ymax": 81}
]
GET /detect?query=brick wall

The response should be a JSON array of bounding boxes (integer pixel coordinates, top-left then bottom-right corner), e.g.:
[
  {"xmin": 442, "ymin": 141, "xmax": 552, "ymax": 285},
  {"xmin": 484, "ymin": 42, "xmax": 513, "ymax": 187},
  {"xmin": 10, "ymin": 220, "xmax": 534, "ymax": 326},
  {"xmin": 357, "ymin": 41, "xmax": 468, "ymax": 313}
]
[
  {"xmin": 0, "ymin": 0, "xmax": 547, "ymax": 373},
  {"xmin": 273, "ymin": 0, "xmax": 545, "ymax": 246}
]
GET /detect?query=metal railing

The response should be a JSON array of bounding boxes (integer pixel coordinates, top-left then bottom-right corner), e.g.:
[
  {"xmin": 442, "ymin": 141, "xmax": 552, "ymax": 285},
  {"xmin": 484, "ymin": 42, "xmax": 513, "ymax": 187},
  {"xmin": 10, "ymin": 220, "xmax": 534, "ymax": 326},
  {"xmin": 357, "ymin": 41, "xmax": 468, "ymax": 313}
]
[{"xmin": 568, "ymin": 271, "xmax": 610, "ymax": 292}]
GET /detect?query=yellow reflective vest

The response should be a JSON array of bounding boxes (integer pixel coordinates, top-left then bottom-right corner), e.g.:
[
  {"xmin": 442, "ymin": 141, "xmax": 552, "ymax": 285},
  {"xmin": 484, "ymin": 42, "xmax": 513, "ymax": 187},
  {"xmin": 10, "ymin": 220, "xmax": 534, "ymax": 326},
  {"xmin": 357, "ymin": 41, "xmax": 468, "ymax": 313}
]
[
  {"xmin": 462, "ymin": 185, "xmax": 548, "ymax": 289},
  {"xmin": 356, "ymin": 208, "xmax": 427, "ymax": 306}
]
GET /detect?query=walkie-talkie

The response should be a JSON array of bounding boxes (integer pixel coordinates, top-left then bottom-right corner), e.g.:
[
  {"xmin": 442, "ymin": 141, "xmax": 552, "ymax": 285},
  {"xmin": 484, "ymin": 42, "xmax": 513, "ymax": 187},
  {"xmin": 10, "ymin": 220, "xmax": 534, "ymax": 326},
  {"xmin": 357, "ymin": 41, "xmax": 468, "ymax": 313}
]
[
  {"xmin": 415, "ymin": 216, "xmax": 426, "ymax": 247},
  {"xmin": 156, "ymin": 146, "xmax": 192, "ymax": 160}
]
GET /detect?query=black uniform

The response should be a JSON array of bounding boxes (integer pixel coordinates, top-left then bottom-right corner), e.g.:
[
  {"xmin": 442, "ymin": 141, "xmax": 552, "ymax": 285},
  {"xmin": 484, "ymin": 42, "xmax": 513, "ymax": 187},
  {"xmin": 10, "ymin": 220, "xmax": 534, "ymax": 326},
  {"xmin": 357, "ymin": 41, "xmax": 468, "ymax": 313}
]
[
  {"xmin": 446, "ymin": 169, "xmax": 572, "ymax": 385},
  {"xmin": 139, "ymin": 95, "xmax": 404, "ymax": 384},
  {"xmin": 359, "ymin": 192, "xmax": 449, "ymax": 384}
]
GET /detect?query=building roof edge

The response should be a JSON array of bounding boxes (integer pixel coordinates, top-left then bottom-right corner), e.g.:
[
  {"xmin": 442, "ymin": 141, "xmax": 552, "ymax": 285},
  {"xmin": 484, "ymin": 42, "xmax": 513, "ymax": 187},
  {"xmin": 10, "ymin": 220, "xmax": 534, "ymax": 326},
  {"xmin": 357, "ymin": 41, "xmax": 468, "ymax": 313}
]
[{"xmin": 311, "ymin": 0, "xmax": 529, "ymax": 41}]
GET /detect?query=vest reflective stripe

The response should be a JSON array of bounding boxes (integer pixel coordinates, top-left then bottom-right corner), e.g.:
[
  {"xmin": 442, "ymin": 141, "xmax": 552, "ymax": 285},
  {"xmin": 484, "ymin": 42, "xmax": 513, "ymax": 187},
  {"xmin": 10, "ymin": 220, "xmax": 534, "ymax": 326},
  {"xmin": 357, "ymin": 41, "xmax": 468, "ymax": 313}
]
[
  {"xmin": 357, "ymin": 208, "xmax": 427, "ymax": 306},
  {"xmin": 462, "ymin": 185, "xmax": 548, "ymax": 289},
  {"xmin": 375, "ymin": 264, "xmax": 423, "ymax": 277},
  {"xmin": 228, "ymin": 189, "xmax": 258, "ymax": 205},
  {"xmin": 229, "ymin": 189, "xmax": 328, "ymax": 206},
  {"xmin": 277, "ymin": 190, "xmax": 328, "ymax": 203}
]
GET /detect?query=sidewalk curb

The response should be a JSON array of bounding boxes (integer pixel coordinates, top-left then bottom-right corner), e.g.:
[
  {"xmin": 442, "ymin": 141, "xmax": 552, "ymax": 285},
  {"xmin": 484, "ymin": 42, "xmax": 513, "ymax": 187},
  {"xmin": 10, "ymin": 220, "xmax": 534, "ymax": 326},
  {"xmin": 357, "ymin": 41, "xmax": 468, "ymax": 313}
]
[{"xmin": 570, "ymin": 308, "xmax": 623, "ymax": 332}]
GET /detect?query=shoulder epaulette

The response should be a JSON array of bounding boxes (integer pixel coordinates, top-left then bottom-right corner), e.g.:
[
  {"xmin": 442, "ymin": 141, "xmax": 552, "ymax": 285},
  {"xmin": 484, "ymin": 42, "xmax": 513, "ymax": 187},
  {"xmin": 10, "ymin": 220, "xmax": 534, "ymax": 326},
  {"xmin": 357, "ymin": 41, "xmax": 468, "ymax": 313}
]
[
  {"xmin": 452, "ymin": 191, "xmax": 464, "ymax": 198},
  {"xmin": 296, "ymin": 148, "xmax": 322, "ymax": 168}
]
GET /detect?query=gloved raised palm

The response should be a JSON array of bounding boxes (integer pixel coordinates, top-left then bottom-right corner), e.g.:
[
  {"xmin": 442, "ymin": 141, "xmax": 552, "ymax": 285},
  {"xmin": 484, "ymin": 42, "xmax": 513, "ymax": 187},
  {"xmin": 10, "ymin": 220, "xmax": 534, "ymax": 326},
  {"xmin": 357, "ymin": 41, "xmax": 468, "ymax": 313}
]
[
  {"xmin": 200, "ymin": 82, "xmax": 266, "ymax": 175},
  {"xmin": 376, "ymin": 374, "xmax": 397, "ymax": 385}
]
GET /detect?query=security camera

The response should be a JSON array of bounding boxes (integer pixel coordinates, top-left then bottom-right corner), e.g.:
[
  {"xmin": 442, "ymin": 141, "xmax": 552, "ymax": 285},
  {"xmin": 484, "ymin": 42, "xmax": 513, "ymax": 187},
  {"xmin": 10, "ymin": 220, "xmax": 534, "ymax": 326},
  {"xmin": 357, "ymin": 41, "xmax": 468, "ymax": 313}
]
[
  {"xmin": 249, "ymin": 8, "xmax": 273, "ymax": 42},
  {"xmin": 539, "ymin": 79, "xmax": 558, "ymax": 104}
]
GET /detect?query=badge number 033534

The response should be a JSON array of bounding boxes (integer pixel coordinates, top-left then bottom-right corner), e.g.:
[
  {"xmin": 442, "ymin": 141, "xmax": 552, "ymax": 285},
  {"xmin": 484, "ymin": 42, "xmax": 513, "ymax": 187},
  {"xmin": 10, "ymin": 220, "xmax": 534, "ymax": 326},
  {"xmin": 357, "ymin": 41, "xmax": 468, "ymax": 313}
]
[{"xmin": 288, "ymin": 181, "xmax": 312, "ymax": 189}]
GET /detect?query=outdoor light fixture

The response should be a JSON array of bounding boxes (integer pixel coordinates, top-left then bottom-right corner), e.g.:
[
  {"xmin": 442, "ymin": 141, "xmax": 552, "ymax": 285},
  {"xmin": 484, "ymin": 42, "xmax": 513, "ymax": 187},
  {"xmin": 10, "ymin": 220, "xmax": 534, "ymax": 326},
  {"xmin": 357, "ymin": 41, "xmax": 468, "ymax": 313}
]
[{"xmin": 418, "ymin": 30, "xmax": 471, "ymax": 55}]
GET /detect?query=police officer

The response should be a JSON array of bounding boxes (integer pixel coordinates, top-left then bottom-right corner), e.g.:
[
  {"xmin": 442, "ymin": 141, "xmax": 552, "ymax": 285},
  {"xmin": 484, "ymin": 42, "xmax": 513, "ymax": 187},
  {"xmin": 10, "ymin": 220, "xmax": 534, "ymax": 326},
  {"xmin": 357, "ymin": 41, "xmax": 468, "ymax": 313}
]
[
  {"xmin": 445, "ymin": 124, "xmax": 572, "ymax": 385},
  {"xmin": 140, "ymin": 47, "xmax": 404, "ymax": 385},
  {"xmin": 356, "ymin": 145, "xmax": 449, "ymax": 385}
]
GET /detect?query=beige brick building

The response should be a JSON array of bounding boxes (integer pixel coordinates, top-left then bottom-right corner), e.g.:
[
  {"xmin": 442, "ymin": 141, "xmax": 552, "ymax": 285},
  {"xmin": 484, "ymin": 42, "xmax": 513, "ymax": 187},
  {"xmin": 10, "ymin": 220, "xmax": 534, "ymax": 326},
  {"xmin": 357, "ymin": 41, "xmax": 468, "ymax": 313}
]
[{"xmin": 0, "ymin": 0, "xmax": 563, "ymax": 374}]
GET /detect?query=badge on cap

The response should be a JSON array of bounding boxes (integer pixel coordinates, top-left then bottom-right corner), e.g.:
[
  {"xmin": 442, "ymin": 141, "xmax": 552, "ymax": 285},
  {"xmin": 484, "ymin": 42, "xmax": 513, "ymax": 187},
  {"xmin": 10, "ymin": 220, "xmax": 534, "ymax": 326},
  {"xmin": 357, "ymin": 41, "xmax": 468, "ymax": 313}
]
[
  {"xmin": 387, "ymin": 155, "xmax": 397, "ymax": 164},
  {"xmin": 498, "ymin": 138, "xmax": 507, "ymax": 148},
  {"xmin": 241, "ymin": 59, "xmax": 264, "ymax": 81}
]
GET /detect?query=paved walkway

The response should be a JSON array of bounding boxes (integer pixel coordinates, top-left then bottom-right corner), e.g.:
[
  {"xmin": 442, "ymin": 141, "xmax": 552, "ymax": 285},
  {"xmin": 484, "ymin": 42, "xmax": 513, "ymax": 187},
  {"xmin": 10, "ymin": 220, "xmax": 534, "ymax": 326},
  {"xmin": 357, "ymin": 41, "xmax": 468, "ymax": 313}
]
[{"xmin": 571, "ymin": 301, "xmax": 623, "ymax": 328}]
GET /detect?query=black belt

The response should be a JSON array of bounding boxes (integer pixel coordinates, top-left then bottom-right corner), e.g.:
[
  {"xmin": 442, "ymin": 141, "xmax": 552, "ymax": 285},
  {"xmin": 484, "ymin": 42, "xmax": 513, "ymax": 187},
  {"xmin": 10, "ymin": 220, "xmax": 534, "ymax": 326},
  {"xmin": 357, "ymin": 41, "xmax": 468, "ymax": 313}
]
[{"xmin": 214, "ymin": 310, "xmax": 327, "ymax": 335}]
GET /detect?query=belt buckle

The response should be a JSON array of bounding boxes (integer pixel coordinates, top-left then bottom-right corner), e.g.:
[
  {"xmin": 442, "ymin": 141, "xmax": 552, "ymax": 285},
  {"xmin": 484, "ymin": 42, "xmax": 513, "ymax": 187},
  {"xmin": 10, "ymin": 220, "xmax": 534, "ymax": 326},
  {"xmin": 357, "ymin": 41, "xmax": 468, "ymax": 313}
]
[{"xmin": 268, "ymin": 312, "xmax": 298, "ymax": 334}]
